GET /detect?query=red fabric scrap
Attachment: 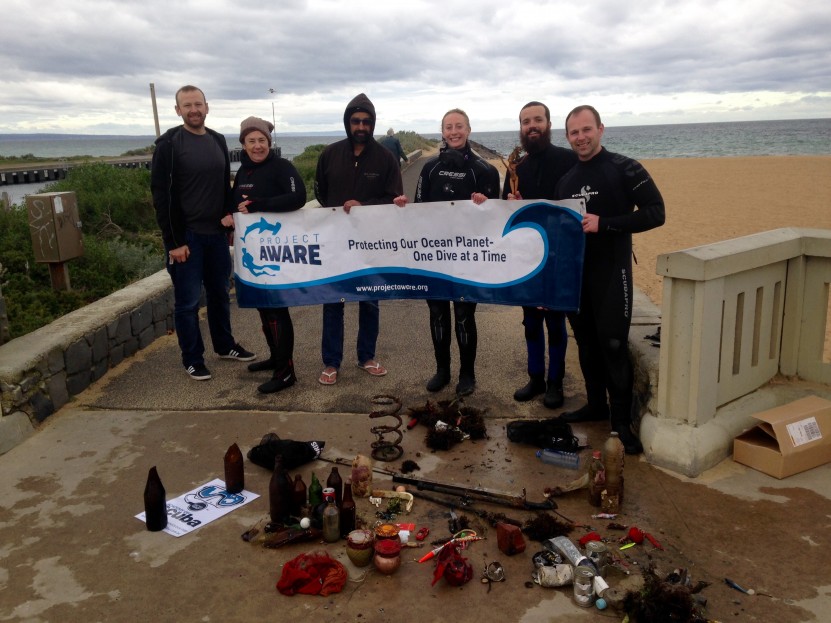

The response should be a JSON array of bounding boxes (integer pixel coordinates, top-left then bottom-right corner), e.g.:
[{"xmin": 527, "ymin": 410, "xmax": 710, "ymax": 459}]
[
  {"xmin": 578, "ymin": 531, "xmax": 602, "ymax": 546},
  {"xmin": 276, "ymin": 551, "xmax": 348, "ymax": 596}
]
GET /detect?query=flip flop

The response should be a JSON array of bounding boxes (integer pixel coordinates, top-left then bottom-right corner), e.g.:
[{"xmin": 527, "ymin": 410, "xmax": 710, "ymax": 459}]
[
  {"xmin": 357, "ymin": 360, "xmax": 387, "ymax": 376},
  {"xmin": 318, "ymin": 367, "xmax": 338, "ymax": 385}
]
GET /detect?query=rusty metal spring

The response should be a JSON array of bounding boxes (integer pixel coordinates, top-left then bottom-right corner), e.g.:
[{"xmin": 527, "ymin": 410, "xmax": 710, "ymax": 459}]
[{"xmin": 369, "ymin": 394, "xmax": 403, "ymax": 461}]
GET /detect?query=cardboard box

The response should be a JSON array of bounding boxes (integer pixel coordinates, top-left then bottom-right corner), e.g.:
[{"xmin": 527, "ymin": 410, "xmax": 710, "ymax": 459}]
[{"xmin": 733, "ymin": 396, "xmax": 831, "ymax": 479}]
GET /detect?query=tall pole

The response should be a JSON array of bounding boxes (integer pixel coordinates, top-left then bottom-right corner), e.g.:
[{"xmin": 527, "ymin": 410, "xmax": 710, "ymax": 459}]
[
  {"xmin": 268, "ymin": 88, "xmax": 277, "ymax": 148},
  {"xmin": 150, "ymin": 83, "xmax": 161, "ymax": 138}
]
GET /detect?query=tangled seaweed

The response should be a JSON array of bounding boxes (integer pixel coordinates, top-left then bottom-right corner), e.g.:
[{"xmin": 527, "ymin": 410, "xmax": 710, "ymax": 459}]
[
  {"xmin": 407, "ymin": 399, "xmax": 488, "ymax": 451},
  {"xmin": 521, "ymin": 513, "xmax": 573, "ymax": 542},
  {"xmin": 624, "ymin": 563, "xmax": 708, "ymax": 623}
]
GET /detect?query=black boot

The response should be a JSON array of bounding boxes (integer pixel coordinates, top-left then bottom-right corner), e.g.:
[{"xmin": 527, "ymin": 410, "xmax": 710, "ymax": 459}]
[
  {"xmin": 612, "ymin": 421, "xmax": 644, "ymax": 455},
  {"xmin": 513, "ymin": 375, "xmax": 546, "ymax": 402},
  {"xmin": 248, "ymin": 323, "xmax": 277, "ymax": 372},
  {"xmin": 258, "ymin": 362, "xmax": 297, "ymax": 394},
  {"xmin": 543, "ymin": 381, "xmax": 564, "ymax": 409},
  {"xmin": 559, "ymin": 403, "xmax": 610, "ymax": 424},
  {"xmin": 427, "ymin": 368, "xmax": 451, "ymax": 392},
  {"xmin": 456, "ymin": 374, "xmax": 475, "ymax": 397}
]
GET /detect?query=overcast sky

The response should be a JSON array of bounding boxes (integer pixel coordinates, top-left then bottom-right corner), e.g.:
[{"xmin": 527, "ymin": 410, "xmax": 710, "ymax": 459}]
[{"xmin": 1, "ymin": 0, "xmax": 829, "ymax": 136}]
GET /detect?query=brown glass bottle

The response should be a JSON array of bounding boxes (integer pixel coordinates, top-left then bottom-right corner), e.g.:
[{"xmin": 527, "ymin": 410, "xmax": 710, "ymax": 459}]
[
  {"xmin": 291, "ymin": 474, "xmax": 307, "ymax": 517},
  {"xmin": 269, "ymin": 455, "xmax": 291, "ymax": 524},
  {"xmin": 224, "ymin": 443, "xmax": 244, "ymax": 494},
  {"xmin": 144, "ymin": 466, "xmax": 168, "ymax": 532},
  {"xmin": 327, "ymin": 467, "xmax": 343, "ymax": 508},
  {"xmin": 340, "ymin": 479, "xmax": 356, "ymax": 536}
]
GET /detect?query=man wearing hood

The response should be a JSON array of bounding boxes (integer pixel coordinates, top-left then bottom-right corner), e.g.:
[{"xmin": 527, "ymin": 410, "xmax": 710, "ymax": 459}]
[
  {"xmin": 151, "ymin": 85, "xmax": 254, "ymax": 382},
  {"xmin": 314, "ymin": 93, "xmax": 403, "ymax": 385}
]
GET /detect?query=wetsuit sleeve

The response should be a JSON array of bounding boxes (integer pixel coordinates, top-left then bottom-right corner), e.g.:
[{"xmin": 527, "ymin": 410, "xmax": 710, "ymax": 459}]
[
  {"xmin": 247, "ymin": 160, "xmax": 307, "ymax": 213},
  {"xmin": 484, "ymin": 163, "xmax": 501, "ymax": 199},
  {"xmin": 600, "ymin": 158, "xmax": 666, "ymax": 234},
  {"xmin": 414, "ymin": 161, "xmax": 431, "ymax": 203}
]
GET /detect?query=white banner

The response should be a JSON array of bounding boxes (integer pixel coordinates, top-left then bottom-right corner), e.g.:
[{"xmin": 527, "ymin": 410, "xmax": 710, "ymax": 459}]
[{"xmin": 233, "ymin": 198, "xmax": 585, "ymax": 310}]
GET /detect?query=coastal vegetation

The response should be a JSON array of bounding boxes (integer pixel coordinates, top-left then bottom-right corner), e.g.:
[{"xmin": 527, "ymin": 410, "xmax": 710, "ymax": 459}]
[
  {"xmin": 1, "ymin": 131, "xmax": 437, "ymax": 337},
  {"xmin": 1, "ymin": 163, "xmax": 162, "ymax": 338}
]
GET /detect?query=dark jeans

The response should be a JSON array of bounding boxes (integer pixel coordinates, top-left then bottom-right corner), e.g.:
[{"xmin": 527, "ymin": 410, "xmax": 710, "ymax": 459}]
[
  {"xmin": 321, "ymin": 301, "xmax": 379, "ymax": 369},
  {"xmin": 521, "ymin": 306, "xmax": 567, "ymax": 383},
  {"xmin": 166, "ymin": 230, "xmax": 235, "ymax": 368}
]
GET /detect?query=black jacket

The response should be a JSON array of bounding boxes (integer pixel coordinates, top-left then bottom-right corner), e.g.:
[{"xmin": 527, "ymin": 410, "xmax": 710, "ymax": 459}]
[
  {"xmin": 151, "ymin": 125, "xmax": 232, "ymax": 249},
  {"xmin": 314, "ymin": 93, "xmax": 402, "ymax": 207},
  {"xmin": 415, "ymin": 143, "xmax": 500, "ymax": 203},
  {"xmin": 231, "ymin": 151, "xmax": 306, "ymax": 213},
  {"xmin": 501, "ymin": 143, "xmax": 577, "ymax": 200}
]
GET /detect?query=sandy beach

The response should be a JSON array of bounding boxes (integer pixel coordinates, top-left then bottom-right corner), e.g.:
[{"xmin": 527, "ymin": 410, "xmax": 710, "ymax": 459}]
[{"xmin": 484, "ymin": 153, "xmax": 831, "ymax": 305}]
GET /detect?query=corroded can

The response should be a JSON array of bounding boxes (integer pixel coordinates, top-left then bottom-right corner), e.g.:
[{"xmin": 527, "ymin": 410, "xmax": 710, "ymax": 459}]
[{"xmin": 585, "ymin": 540, "xmax": 609, "ymax": 577}]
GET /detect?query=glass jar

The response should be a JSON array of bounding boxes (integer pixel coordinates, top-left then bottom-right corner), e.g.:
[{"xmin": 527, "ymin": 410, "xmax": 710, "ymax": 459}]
[
  {"xmin": 345, "ymin": 529, "xmax": 375, "ymax": 567},
  {"xmin": 573, "ymin": 565, "xmax": 596, "ymax": 607},
  {"xmin": 373, "ymin": 538, "xmax": 402, "ymax": 575},
  {"xmin": 374, "ymin": 523, "xmax": 400, "ymax": 543}
]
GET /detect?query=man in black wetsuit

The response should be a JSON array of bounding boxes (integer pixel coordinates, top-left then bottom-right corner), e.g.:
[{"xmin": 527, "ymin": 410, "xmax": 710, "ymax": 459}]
[
  {"xmin": 502, "ymin": 101, "xmax": 577, "ymax": 409},
  {"xmin": 555, "ymin": 105, "xmax": 665, "ymax": 454}
]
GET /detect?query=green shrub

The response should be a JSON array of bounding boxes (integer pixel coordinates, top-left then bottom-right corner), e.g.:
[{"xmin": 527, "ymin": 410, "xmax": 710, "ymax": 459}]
[
  {"xmin": 42, "ymin": 163, "xmax": 156, "ymax": 235},
  {"xmin": 292, "ymin": 144, "xmax": 328, "ymax": 202}
]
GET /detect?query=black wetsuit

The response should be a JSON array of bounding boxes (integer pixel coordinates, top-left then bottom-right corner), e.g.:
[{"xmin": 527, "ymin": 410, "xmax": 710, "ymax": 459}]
[
  {"xmin": 555, "ymin": 147, "xmax": 665, "ymax": 426},
  {"xmin": 416, "ymin": 144, "xmax": 500, "ymax": 383},
  {"xmin": 501, "ymin": 144, "xmax": 577, "ymax": 387},
  {"xmin": 232, "ymin": 151, "xmax": 306, "ymax": 381}
]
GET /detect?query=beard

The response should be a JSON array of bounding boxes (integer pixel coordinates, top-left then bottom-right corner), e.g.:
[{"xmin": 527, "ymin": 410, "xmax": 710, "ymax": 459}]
[
  {"xmin": 183, "ymin": 112, "xmax": 205, "ymax": 131},
  {"xmin": 351, "ymin": 130, "xmax": 370, "ymax": 144},
  {"xmin": 520, "ymin": 126, "xmax": 551, "ymax": 154}
]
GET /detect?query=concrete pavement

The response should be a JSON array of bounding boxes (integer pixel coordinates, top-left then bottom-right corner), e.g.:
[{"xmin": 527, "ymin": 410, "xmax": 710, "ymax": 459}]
[{"xmin": 2, "ymin": 149, "xmax": 831, "ymax": 622}]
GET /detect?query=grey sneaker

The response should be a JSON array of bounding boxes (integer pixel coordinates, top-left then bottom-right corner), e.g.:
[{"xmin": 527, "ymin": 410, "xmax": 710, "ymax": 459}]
[
  {"xmin": 219, "ymin": 344, "xmax": 255, "ymax": 361},
  {"xmin": 186, "ymin": 364, "xmax": 212, "ymax": 381}
]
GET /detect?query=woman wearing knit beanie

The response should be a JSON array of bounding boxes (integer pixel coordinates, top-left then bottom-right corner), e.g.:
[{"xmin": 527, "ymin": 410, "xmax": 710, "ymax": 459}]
[{"xmin": 221, "ymin": 116, "xmax": 307, "ymax": 393}]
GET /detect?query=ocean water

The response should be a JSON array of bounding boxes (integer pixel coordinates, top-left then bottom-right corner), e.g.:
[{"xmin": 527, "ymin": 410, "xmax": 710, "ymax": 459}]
[{"xmin": 2, "ymin": 119, "xmax": 829, "ymax": 205}]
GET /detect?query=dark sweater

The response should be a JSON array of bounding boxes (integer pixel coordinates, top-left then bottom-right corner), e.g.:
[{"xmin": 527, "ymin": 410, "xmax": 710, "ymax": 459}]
[{"xmin": 231, "ymin": 151, "xmax": 306, "ymax": 213}]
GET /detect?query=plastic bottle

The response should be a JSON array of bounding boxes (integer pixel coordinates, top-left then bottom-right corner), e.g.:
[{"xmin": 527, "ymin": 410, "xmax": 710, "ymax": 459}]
[
  {"xmin": 587, "ymin": 450, "xmax": 605, "ymax": 507},
  {"xmin": 143, "ymin": 466, "xmax": 168, "ymax": 532},
  {"xmin": 223, "ymin": 442, "xmax": 244, "ymax": 494},
  {"xmin": 536, "ymin": 448, "xmax": 580, "ymax": 469},
  {"xmin": 322, "ymin": 490, "xmax": 340, "ymax": 543},
  {"xmin": 269, "ymin": 455, "xmax": 292, "ymax": 524},
  {"xmin": 291, "ymin": 474, "xmax": 307, "ymax": 517},
  {"xmin": 340, "ymin": 479, "xmax": 357, "ymax": 536},
  {"xmin": 602, "ymin": 432, "xmax": 625, "ymax": 512},
  {"xmin": 308, "ymin": 472, "xmax": 323, "ymax": 508},
  {"xmin": 327, "ymin": 466, "xmax": 343, "ymax": 508}
]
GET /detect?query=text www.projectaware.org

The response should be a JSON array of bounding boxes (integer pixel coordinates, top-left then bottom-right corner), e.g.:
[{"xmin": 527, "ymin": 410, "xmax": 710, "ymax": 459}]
[{"xmin": 355, "ymin": 284, "xmax": 429, "ymax": 293}]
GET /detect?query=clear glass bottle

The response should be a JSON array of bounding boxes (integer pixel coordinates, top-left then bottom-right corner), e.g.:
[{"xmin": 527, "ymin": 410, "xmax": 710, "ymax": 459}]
[{"xmin": 322, "ymin": 491, "xmax": 340, "ymax": 543}]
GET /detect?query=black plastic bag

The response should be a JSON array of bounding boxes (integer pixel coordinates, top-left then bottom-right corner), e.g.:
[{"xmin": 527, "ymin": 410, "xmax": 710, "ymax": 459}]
[
  {"xmin": 247, "ymin": 433, "xmax": 325, "ymax": 470},
  {"xmin": 506, "ymin": 418, "xmax": 579, "ymax": 451}
]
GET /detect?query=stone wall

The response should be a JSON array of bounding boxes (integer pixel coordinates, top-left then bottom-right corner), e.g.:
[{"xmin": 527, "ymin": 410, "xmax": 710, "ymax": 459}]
[{"xmin": 0, "ymin": 271, "xmax": 173, "ymax": 454}]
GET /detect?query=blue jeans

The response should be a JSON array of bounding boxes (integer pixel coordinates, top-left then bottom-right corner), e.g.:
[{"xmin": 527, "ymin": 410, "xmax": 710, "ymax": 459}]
[
  {"xmin": 522, "ymin": 306, "xmax": 567, "ymax": 383},
  {"xmin": 166, "ymin": 230, "xmax": 235, "ymax": 368},
  {"xmin": 321, "ymin": 301, "xmax": 379, "ymax": 369}
]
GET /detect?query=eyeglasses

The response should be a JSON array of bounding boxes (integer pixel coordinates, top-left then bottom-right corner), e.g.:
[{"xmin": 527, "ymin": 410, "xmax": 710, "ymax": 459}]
[{"xmin": 350, "ymin": 117, "xmax": 372, "ymax": 127}]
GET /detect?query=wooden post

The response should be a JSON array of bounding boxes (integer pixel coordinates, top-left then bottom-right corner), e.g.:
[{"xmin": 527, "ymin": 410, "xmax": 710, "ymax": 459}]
[{"xmin": 48, "ymin": 262, "xmax": 72, "ymax": 291}]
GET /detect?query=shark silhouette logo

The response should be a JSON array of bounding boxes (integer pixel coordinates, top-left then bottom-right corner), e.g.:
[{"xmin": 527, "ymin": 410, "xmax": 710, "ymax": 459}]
[
  {"xmin": 242, "ymin": 216, "xmax": 282, "ymax": 242},
  {"xmin": 579, "ymin": 185, "xmax": 598, "ymax": 204}
]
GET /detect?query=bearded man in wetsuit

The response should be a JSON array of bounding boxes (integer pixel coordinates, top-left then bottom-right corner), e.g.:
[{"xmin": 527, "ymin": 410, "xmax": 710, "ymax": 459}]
[
  {"xmin": 555, "ymin": 105, "xmax": 665, "ymax": 454},
  {"xmin": 502, "ymin": 101, "xmax": 577, "ymax": 409}
]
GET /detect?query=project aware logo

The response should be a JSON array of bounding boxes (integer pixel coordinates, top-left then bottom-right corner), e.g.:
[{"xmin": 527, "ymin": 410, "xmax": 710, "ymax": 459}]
[{"xmin": 184, "ymin": 485, "xmax": 246, "ymax": 511}]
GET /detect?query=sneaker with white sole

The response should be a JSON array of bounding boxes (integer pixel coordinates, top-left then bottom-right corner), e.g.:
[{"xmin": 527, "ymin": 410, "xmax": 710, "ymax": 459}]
[
  {"xmin": 186, "ymin": 364, "xmax": 212, "ymax": 381},
  {"xmin": 218, "ymin": 344, "xmax": 256, "ymax": 361}
]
